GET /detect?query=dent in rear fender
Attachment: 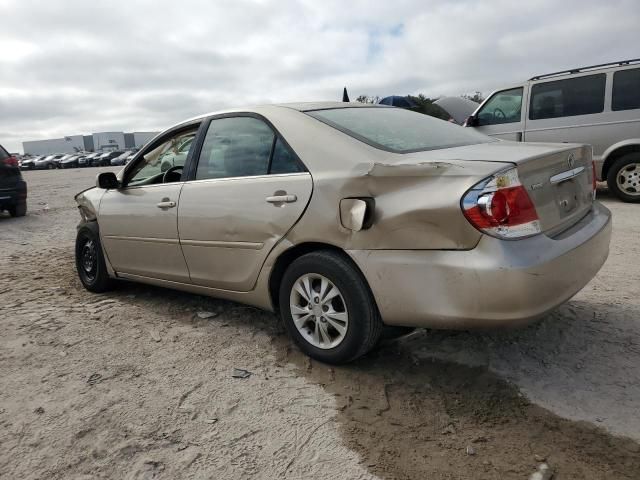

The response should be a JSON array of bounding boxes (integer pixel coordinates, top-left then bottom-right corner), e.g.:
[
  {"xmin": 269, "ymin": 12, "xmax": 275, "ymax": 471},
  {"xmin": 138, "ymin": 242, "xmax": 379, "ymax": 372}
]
[
  {"xmin": 285, "ymin": 159, "xmax": 507, "ymax": 251},
  {"xmin": 74, "ymin": 187, "xmax": 105, "ymax": 224}
]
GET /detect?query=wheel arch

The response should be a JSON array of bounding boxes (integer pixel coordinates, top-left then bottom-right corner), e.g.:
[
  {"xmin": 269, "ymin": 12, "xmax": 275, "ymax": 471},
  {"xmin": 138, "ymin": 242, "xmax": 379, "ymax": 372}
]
[
  {"xmin": 601, "ymin": 141, "xmax": 640, "ymax": 180},
  {"xmin": 268, "ymin": 242, "xmax": 373, "ymax": 313}
]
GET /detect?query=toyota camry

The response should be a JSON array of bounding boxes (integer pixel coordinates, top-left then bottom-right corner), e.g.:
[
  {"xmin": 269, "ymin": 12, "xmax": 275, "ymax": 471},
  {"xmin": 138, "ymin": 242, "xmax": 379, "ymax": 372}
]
[{"xmin": 74, "ymin": 102, "xmax": 611, "ymax": 364}]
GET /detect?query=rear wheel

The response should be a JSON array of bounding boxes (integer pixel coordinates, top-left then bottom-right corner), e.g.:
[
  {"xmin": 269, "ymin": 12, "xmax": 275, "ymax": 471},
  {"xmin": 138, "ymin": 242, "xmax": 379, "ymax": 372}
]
[
  {"xmin": 607, "ymin": 153, "xmax": 640, "ymax": 203},
  {"xmin": 47, "ymin": 163, "xmax": 55, "ymax": 170},
  {"xmin": 75, "ymin": 222, "xmax": 114, "ymax": 293},
  {"xmin": 279, "ymin": 250, "xmax": 382, "ymax": 364},
  {"xmin": 8, "ymin": 202, "xmax": 26, "ymax": 217}
]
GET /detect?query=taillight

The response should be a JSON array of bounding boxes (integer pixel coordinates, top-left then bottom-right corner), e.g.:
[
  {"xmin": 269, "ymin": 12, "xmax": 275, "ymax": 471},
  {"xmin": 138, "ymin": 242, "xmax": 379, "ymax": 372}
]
[
  {"xmin": 591, "ymin": 160, "xmax": 597, "ymax": 199},
  {"xmin": 3, "ymin": 155, "xmax": 18, "ymax": 168},
  {"xmin": 462, "ymin": 168, "xmax": 541, "ymax": 239}
]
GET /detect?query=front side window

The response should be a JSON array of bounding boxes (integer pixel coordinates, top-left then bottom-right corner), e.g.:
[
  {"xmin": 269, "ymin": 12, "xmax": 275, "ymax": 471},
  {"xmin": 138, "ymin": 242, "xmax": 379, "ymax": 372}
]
[
  {"xmin": 307, "ymin": 107, "xmax": 492, "ymax": 153},
  {"xmin": 127, "ymin": 129, "xmax": 198, "ymax": 185},
  {"xmin": 195, "ymin": 117, "xmax": 274, "ymax": 180},
  {"xmin": 476, "ymin": 88, "xmax": 523, "ymax": 126},
  {"xmin": 529, "ymin": 74, "xmax": 606, "ymax": 120},
  {"xmin": 612, "ymin": 68, "xmax": 640, "ymax": 111}
]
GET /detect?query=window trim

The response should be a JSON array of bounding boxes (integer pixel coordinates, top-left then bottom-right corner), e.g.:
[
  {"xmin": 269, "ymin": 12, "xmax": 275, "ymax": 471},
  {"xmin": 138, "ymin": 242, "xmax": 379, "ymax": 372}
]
[
  {"xmin": 185, "ymin": 112, "xmax": 307, "ymax": 182},
  {"xmin": 528, "ymin": 73, "xmax": 607, "ymax": 121},
  {"xmin": 476, "ymin": 87, "xmax": 524, "ymax": 127},
  {"xmin": 612, "ymin": 67, "xmax": 640, "ymax": 112},
  {"xmin": 121, "ymin": 120, "xmax": 204, "ymax": 188}
]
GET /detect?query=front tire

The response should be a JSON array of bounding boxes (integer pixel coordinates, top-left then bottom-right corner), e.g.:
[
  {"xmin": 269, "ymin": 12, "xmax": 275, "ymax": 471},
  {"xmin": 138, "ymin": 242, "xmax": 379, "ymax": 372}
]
[
  {"xmin": 75, "ymin": 223, "xmax": 114, "ymax": 293},
  {"xmin": 607, "ymin": 153, "xmax": 640, "ymax": 203},
  {"xmin": 279, "ymin": 250, "xmax": 382, "ymax": 364}
]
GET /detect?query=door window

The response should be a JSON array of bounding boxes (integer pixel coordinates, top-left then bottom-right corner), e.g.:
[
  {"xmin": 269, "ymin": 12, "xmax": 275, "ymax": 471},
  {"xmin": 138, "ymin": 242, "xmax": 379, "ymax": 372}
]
[
  {"xmin": 127, "ymin": 129, "xmax": 198, "ymax": 186},
  {"xmin": 476, "ymin": 88, "xmax": 523, "ymax": 126},
  {"xmin": 612, "ymin": 68, "xmax": 640, "ymax": 111},
  {"xmin": 195, "ymin": 117, "xmax": 274, "ymax": 180},
  {"xmin": 529, "ymin": 74, "xmax": 606, "ymax": 120}
]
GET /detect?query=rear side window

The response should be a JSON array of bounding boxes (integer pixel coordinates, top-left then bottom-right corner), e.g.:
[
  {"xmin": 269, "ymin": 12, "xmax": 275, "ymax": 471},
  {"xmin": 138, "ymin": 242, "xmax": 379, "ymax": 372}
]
[
  {"xmin": 612, "ymin": 68, "xmax": 640, "ymax": 111},
  {"xmin": 529, "ymin": 74, "xmax": 606, "ymax": 120},
  {"xmin": 0, "ymin": 146, "xmax": 8, "ymax": 162},
  {"xmin": 270, "ymin": 138, "xmax": 304, "ymax": 174}
]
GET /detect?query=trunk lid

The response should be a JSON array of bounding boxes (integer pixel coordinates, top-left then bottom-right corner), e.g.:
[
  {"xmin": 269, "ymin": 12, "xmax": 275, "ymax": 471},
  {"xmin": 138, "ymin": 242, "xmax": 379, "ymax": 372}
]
[
  {"xmin": 401, "ymin": 140, "xmax": 595, "ymax": 235},
  {"xmin": 511, "ymin": 144, "xmax": 593, "ymax": 235}
]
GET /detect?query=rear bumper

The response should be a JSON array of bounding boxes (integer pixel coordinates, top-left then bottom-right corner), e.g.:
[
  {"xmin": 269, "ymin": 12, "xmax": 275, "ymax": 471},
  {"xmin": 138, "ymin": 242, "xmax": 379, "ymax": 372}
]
[
  {"xmin": 347, "ymin": 202, "xmax": 611, "ymax": 329},
  {"xmin": 0, "ymin": 180, "xmax": 27, "ymax": 208}
]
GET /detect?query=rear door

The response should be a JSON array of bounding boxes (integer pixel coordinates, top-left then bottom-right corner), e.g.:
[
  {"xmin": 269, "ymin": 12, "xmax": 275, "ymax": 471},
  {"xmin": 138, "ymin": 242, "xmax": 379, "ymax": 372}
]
[
  {"xmin": 473, "ymin": 86, "xmax": 526, "ymax": 141},
  {"xmin": 178, "ymin": 115, "xmax": 312, "ymax": 291}
]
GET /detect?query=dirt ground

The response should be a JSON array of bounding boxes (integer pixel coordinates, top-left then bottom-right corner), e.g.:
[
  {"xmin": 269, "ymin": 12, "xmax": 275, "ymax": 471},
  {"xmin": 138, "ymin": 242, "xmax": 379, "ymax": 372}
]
[{"xmin": 1, "ymin": 167, "xmax": 640, "ymax": 479}]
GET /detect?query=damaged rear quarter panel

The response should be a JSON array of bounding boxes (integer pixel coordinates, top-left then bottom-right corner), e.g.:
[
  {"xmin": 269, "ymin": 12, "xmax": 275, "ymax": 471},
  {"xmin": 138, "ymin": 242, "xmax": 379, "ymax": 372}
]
[{"xmin": 258, "ymin": 106, "xmax": 512, "ymax": 251}]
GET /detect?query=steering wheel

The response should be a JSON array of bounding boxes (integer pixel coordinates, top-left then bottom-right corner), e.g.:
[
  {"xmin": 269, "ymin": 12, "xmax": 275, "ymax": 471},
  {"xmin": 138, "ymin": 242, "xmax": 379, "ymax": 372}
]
[
  {"xmin": 493, "ymin": 108, "xmax": 506, "ymax": 120},
  {"xmin": 162, "ymin": 165, "xmax": 183, "ymax": 183}
]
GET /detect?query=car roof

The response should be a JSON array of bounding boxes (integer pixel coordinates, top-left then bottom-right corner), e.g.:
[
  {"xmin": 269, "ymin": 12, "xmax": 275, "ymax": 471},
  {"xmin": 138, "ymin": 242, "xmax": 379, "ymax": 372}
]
[{"xmin": 173, "ymin": 102, "xmax": 386, "ymax": 131}]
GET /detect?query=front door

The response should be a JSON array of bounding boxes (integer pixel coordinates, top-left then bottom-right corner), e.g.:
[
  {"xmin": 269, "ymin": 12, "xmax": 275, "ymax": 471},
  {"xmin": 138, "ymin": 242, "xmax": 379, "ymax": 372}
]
[
  {"xmin": 474, "ymin": 86, "xmax": 526, "ymax": 141},
  {"xmin": 99, "ymin": 127, "xmax": 199, "ymax": 283},
  {"xmin": 178, "ymin": 115, "xmax": 312, "ymax": 291}
]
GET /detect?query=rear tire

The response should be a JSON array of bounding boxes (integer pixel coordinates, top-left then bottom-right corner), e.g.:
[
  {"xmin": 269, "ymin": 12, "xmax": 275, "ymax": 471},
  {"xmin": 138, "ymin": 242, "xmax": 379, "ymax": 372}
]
[
  {"xmin": 279, "ymin": 250, "xmax": 382, "ymax": 364},
  {"xmin": 8, "ymin": 202, "xmax": 26, "ymax": 217},
  {"xmin": 607, "ymin": 153, "xmax": 640, "ymax": 203},
  {"xmin": 75, "ymin": 222, "xmax": 115, "ymax": 293},
  {"xmin": 47, "ymin": 163, "xmax": 55, "ymax": 170}
]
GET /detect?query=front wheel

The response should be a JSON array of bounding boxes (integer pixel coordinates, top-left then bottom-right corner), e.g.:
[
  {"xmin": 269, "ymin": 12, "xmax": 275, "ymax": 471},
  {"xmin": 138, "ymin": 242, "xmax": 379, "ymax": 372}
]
[
  {"xmin": 75, "ymin": 223, "xmax": 115, "ymax": 292},
  {"xmin": 607, "ymin": 153, "xmax": 640, "ymax": 203},
  {"xmin": 279, "ymin": 251, "xmax": 382, "ymax": 364}
]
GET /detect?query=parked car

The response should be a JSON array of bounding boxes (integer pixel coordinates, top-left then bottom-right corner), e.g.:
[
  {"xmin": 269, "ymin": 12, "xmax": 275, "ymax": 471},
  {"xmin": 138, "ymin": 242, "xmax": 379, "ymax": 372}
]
[
  {"xmin": 0, "ymin": 144, "xmax": 27, "ymax": 217},
  {"xmin": 20, "ymin": 156, "xmax": 39, "ymax": 170},
  {"xmin": 465, "ymin": 59, "xmax": 640, "ymax": 202},
  {"xmin": 92, "ymin": 151, "xmax": 124, "ymax": 167},
  {"xmin": 124, "ymin": 151, "xmax": 137, "ymax": 164},
  {"xmin": 60, "ymin": 154, "xmax": 82, "ymax": 168},
  {"xmin": 78, "ymin": 152, "xmax": 100, "ymax": 167},
  {"xmin": 110, "ymin": 151, "xmax": 133, "ymax": 166},
  {"xmin": 34, "ymin": 154, "xmax": 63, "ymax": 169},
  {"xmin": 156, "ymin": 137, "xmax": 194, "ymax": 172},
  {"xmin": 74, "ymin": 103, "xmax": 611, "ymax": 364}
]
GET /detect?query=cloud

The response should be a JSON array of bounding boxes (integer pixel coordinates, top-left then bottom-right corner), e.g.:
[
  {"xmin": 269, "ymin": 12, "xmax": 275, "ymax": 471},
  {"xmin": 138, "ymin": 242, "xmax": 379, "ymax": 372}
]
[{"xmin": 0, "ymin": 0, "xmax": 638, "ymax": 152}]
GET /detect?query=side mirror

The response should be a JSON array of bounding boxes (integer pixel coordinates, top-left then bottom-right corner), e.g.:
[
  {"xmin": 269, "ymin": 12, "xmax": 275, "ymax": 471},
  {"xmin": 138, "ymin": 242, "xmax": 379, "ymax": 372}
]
[
  {"xmin": 97, "ymin": 172, "xmax": 120, "ymax": 189},
  {"xmin": 464, "ymin": 115, "xmax": 479, "ymax": 127}
]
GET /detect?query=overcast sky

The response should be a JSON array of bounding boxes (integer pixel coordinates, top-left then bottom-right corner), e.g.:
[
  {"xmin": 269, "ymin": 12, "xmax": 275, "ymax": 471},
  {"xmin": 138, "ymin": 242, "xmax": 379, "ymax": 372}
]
[{"xmin": 1, "ymin": 0, "xmax": 638, "ymax": 152}]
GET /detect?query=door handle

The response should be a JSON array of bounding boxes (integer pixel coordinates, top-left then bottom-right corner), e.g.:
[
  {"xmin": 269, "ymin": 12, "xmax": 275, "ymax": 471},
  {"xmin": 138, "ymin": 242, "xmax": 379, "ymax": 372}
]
[
  {"xmin": 266, "ymin": 194, "xmax": 297, "ymax": 204},
  {"xmin": 156, "ymin": 199, "xmax": 176, "ymax": 209}
]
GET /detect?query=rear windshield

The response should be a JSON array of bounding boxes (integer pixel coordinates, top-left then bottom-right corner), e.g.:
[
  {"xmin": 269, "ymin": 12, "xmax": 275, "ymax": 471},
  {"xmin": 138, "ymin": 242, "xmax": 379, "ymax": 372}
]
[{"xmin": 307, "ymin": 107, "xmax": 493, "ymax": 153}]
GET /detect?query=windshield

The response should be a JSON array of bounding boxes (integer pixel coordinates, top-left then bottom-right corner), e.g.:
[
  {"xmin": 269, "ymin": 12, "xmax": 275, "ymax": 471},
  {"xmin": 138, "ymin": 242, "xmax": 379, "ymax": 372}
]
[{"xmin": 307, "ymin": 106, "xmax": 493, "ymax": 153}]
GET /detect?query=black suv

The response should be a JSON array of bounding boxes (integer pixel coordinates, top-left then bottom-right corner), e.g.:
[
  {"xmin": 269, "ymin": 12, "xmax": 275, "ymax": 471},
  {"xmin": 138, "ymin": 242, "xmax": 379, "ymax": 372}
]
[{"xmin": 0, "ymin": 145, "xmax": 27, "ymax": 217}]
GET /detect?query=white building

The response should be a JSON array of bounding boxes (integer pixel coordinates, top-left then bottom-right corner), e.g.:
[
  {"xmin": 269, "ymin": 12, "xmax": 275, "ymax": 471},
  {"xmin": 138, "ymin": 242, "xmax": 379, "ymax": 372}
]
[{"xmin": 23, "ymin": 131, "xmax": 159, "ymax": 155}]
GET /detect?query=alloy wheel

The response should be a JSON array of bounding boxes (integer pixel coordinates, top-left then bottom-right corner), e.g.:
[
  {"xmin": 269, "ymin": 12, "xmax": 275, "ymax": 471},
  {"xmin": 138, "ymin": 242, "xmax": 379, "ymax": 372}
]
[{"xmin": 289, "ymin": 273, "xmax": 349, "ymax": 349}]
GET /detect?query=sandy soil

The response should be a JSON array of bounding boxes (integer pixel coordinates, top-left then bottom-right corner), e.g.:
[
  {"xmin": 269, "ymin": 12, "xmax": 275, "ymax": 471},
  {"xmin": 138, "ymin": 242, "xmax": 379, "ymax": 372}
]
[{"xmin": 1, "ymin": 168, "xmax": 639, "ymax": 479}]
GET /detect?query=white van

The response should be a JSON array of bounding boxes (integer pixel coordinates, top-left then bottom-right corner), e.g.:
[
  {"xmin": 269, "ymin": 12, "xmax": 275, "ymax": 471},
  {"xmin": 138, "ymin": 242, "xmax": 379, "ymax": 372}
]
[{"xmin": 465, "ymin": 59, "xmax": 640, "ymax": 202}]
